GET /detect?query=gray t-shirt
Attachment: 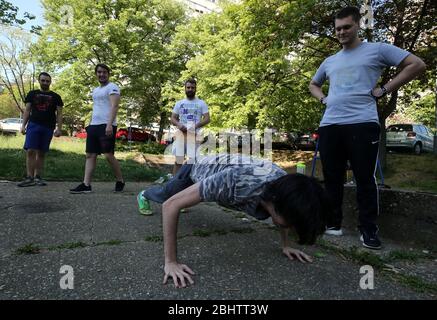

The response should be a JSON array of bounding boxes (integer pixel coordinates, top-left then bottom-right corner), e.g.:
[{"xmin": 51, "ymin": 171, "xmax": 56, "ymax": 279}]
[
  {"xmin": 190, "ymin": 154, "xmax": 286, "ymax": 220},
  {"xmin": 312, "ymin": 42, "xmax": 410, "ymax": 126}
]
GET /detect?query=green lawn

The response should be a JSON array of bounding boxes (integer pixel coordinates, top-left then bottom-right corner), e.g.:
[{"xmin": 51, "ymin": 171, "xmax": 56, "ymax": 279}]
[
  {"xmin": 0, "ymin": 135, "xmax": 163, "ymax": 182},
  {"xmin": 1, "ymin": 134, "xmax": 436, "ymax": 193},
  {"xmin": 384, "ymin": 152, "xmax": 437, "ymax": 193}
]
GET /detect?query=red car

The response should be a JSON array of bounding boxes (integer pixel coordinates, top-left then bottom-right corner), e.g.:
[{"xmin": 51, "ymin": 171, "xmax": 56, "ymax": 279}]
[
  {"xmin": 115, "ymin": 127, "xmax": 156, "ymax": 142},
  {"xmin": 74, "ymin": 129, "xmax": 87, "ymax": 139}
]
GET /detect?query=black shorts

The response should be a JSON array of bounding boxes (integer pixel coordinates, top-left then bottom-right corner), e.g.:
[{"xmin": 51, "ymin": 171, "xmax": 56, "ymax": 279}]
[{"xmin": 86, "ymin": 124, "xmax": 117, "ymax": 154}]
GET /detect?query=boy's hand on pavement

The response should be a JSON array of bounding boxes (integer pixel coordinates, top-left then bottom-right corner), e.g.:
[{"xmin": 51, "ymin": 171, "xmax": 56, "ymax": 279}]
[
  {"xmin": 282, "ymin": 247, "xmax": 313, "ymax": 263},
  {"xmin": 164, "ymin": 262, "xmax": 195, "ymax": 288}
]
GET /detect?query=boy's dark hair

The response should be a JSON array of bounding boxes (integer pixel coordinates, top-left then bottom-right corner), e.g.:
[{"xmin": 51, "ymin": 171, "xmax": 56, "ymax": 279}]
[
  {"xmin": 335, "ymin": 6, "xmax": 361, "ymax": 23},
  {"xmin": 95, "ymin": 63, "xmax": 110, "ymax": 74},
  {"xmin": 38, "ymin": 72, "xmax": 51, "ymax": 80},
  {"xmin": 263, "ymin": 174, "xmax": 330, "ymax": 245},
  {"xmin": 185, "ymin": 78, "xmax": 197, "ymax": 87}
]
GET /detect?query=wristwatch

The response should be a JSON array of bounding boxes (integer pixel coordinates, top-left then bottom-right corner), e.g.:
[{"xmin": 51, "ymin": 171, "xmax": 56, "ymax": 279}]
[{"xmin": 371, "ymin": 85, "xmax": 388, "ymax": 99}]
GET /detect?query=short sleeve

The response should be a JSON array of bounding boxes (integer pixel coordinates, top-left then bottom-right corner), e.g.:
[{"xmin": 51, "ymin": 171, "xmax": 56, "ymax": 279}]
[
  {"xmin": 56, "ymin": 94, "xmax": 64, "ymax": 107},
  {"xmin": 379, "ymin": 43, "xmax": 410, "ymax": 67},
  {"xmin": 201, "ymin": 100, "xmax": 209, "ymax": 114},
  {"xmin": 109, "ymin": 83, "xmax": 121, "ymax": 96},
  {"xmin": 24, "ymin": 91, "xmax": 34, "ymax": 104},
  {"xmin": 312, "ymin": 59, "xmax": 327, "ymax": 86},
  {"xmin": 172, "ymin": 101, "xmax": 181, "ymax": 114}
]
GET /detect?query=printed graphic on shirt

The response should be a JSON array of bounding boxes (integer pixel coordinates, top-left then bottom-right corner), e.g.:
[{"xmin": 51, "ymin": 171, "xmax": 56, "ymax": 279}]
[
  {"xmin": 333, "ymin": 66, "xmax": 360, "ymax": 92},
  {"xmin": 179, "ymin": 103, "xmax": 203, "ymax": 125},
  {"xmin": 34, "ymin": 93, "xmax": 53, "ymax": 112}
]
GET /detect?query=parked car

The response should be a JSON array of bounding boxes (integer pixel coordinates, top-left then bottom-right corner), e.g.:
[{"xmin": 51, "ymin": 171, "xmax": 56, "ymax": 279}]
[
  {"xmin": 74, "ymin": 129, "xmax": 87, "ymax": 139},
  {"xmin": 295, "ymin": 131, "xmax": 319, "ymax": 150},
  {"xmin": 0, "ymin": 118, "xmax": 23, "ymax": 134},
  {"xmin": 116, "ymin": 127, "xmax": 156, "ymax": 142},
  {"xmin": 386, "ymin": 123, "xmax": 434, "ymax": 155}
]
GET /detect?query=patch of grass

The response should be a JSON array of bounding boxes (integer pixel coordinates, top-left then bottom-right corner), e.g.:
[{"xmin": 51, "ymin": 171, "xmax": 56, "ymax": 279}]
[
  {"xmin": 0, "ymin": 135, "xmax": 163, "ymax": 181},
  {"xmin": 96, "ymin": 240, "xmax": 123, "ymax": 246},
  {"xmin": 386, "ymin": 250, "xmax": 422, "ymax": 262},
  {"xmin": 144, "ymin": 235, "xmax": 163, "ymax": 242},
  {"xmin": 15, "ymin": 243, "xmax": 41, "ymax": 255},
  {"xmin": 317, "ymin": 239, "xmax": 437, "ymax": 294},
  {"xmin": 393, "ymin": 274, "xmax": 437, "ymax": 294},
  {"xmin": 384, "ymin": 153, "xmax": 437, "ymax": 193},
  {"xmin": 192, "ymin": 229, "xmax": 213, "ymax": 237},
  {"xmin": 48, "ymin": 242, "xmax": 88, "ymax": 251},
  {"xmin": 346, "ymin": 247, "xmax": 386, "ymax": 269},
  {"xmin": 230, "ymin": 227, "xmax": 255, "ymax": 234}
]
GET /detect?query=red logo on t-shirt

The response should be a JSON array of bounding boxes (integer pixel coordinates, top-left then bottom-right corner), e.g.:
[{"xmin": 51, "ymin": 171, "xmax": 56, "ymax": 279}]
[{"xmin": 35, "ymin": 94, "xmax": 53, "ymax": 112}]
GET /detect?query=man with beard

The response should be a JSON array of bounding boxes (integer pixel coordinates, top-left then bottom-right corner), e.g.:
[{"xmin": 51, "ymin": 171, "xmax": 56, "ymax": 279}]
[
  {"xmin": 18, "ymin": 72, "xmax": 64, "ymax": 187},
  {"xmin": 170, "ymin": 79, "xmax": 210, "ymax": 175},
  {"xmin": 70, "ymin": 64, "xmax": 125, "ymax": 193}
]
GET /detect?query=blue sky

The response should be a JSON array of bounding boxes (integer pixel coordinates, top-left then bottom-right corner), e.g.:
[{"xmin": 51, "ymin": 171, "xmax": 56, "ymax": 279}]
[{"xmin": 9, "ymin": 0, "xmax": 45, "ymax": 31}]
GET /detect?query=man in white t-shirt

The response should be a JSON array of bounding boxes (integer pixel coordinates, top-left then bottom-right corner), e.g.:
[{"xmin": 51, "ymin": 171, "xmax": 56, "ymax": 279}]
[
  {"xmin": 170, "ymin": 79, "xmax": 210, "ymax": 175},
  {"xmin": 70, "ymin": 64, "xmax": 125, "ymax": 193}
]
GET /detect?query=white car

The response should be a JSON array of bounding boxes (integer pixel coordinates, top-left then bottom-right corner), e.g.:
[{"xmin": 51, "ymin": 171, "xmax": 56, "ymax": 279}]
[{"xmin": 0, "ymin": 118, "xmax": 23, "ymax": 134}]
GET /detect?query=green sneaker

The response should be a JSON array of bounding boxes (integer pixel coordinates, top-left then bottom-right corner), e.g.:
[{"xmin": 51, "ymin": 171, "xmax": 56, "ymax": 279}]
[{"xmin": 137, "ymin": 192, "xmax": 153, "ymax": 216}]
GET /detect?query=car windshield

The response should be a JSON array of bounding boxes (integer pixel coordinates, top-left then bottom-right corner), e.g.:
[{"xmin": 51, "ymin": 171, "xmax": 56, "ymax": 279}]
[{"xmin": 387, "ymin": 124, "xmax": 413, "ymax": 132}]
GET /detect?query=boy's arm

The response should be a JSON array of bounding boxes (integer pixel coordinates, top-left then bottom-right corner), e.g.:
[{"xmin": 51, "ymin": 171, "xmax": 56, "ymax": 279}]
[
  {"xmin": 162, "ymin": 182, "xmax": 202, "ymax": 288},
  {"xmin": 279, "ymin": 228, "xmax": 313, "ymax": 263}
]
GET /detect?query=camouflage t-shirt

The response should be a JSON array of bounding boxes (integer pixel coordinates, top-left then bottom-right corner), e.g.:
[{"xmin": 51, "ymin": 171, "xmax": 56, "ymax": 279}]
[{"xmin": 190, "ymin": 154, "xmax": 286, "ymax": 220}]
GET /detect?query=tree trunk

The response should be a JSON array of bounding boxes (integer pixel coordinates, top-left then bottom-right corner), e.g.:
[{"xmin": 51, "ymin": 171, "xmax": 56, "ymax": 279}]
[
  {"xmin": 434, "ymin": 73, "xmax": 437, "ymax": 154},
  {"xmin": 158, "ymin": 111, "xmax": 167, "ymax": 143}
]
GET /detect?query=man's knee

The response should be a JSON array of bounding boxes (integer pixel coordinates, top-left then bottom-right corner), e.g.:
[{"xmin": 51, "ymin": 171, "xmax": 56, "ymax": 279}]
[
  {"xmin": 86, "ymin": 153, "xmax": 97, "ymax": 160},
  {"xmin": 27, "ymin": 149, "xmax": 37, "ymax": 156}
]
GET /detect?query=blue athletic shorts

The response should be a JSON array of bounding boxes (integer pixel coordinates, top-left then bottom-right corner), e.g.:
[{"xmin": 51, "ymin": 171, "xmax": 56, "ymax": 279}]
[{"xmin": 23, "ymin": 121, "xmax": 54, "ymax": 153}]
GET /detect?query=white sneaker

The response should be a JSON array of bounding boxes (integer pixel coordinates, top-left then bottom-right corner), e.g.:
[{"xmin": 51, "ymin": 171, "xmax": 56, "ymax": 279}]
[{"xmin": 324, "ymin": 227, "xmax": 343, "ymax": 236}]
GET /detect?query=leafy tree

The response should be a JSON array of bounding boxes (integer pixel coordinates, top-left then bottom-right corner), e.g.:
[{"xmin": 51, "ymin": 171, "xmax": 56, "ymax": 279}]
[
  {"xmin": 32, "ymin": 0, "xmax": 187, "ymax": 136},
  {"xmin": 0, "ymin": 26, "xmax": 36, "ymax": 115}
]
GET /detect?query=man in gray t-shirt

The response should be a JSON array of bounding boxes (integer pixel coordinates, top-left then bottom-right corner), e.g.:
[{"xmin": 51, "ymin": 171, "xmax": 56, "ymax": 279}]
[
  {"xmin": 139, "ymin": 154, "xmax": 331, "ymax": 288},
  {"xmin": 309, "ymin": 6, "xmax": 425, "ymax": 250}
]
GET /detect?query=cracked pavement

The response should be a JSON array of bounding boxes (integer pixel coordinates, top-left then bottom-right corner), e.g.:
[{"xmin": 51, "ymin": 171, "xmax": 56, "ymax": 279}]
[{"xmin": 0, "ymin": 181, "xmax": 435, "ymax": 300}]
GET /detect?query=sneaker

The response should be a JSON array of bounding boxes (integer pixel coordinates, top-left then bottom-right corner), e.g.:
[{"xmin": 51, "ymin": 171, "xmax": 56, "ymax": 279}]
[
  {"xmin": 324, "ymin": 226, "xmax": 343, "ymax": 236},
  {"xmin": 34, "ymin": 175, "xmax": 47, "ymax": 186},
  {"xmin": 70, "ymin": 183, "xmax": 92, "ymax": 194},
  {"xmin": 360, "ymin": 226, "xmax": 382, "ymax": 250},
  {"xmin": 17, "ymin": 176, "xmax": 36, "ymax": 187},
  {"xmin": 137, "ymin": 192, "xmax": 153, "ymax": 215},
  {"xmin": 114, "ymin": 181, "xmax": 125, "ymax": 193}
]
